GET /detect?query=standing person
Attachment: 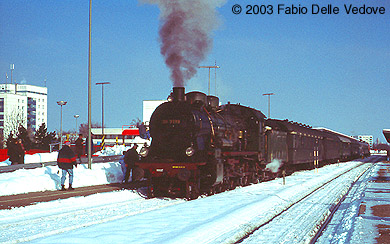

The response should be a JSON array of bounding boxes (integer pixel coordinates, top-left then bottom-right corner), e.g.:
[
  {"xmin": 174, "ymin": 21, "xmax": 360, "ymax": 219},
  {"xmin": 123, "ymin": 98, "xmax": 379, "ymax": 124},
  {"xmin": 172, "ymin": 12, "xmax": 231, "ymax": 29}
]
[
  {"xmin": 16, "ymin": 139, "xmax": 25, "ymax": 164},
  {"xmin": 7, "ymin": 138, "xmax": 18, "ymax": 165},
  {"xmin": 119, "ymin": 150, "xmax": 127, "ymax": 181},
  {"xmin": 85, "ymin": 136, "xmax": 94, "ymax": 155},
  {"xmin": 57, "ymin": 141, "xmax": 77, "ymax": 191},
  {"xmin": 138, "ymin": 122, "xmax": 147, "ymax": 139},
  {"xmin": 124, "ymin": 144, "xmax": 139, "ymax": 183},
  {"xmin": 75, "ymin": 134, "xmax": 84, "ymax": 164}
]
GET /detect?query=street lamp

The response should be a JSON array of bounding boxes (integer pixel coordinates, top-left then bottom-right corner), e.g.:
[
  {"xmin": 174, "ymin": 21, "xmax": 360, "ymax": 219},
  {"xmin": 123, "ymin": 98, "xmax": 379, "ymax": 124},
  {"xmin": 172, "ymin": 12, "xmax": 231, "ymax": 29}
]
[
  {"xmin": 262, "ymin": 93, "xmax": 275, "ymax": 118},
  {"xmin": 96, "ymin": 82, "xmax": 110, "ymax": 149},
  {"xmin": 57, "ymin": 101, "xmax": 67, "ymax": 148},
  {"xmin": 74, "ymin": 114, "xmax": 80, "ymax": 134}
]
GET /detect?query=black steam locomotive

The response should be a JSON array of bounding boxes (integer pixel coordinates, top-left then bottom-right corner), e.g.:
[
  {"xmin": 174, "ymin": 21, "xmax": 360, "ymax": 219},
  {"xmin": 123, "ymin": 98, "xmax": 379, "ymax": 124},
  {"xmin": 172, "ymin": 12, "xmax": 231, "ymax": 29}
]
[{"xmin": 134, "ymin": 87, "xmax": 370, "ymax": 199}]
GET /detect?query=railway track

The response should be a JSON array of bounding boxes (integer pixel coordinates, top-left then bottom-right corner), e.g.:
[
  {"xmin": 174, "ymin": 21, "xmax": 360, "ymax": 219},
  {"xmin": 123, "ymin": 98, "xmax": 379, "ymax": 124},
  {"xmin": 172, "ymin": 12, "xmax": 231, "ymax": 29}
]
[
  {"xmin": 0, "ymin": 181, "xmax": 148, "ymax": 209},
  {"xmin": 0, "ymin": 188, "xmax": 185, "ymax": 244},
  {"xmin": 235, "ymin": 156, "xmax": 384, "ymax": 244}
]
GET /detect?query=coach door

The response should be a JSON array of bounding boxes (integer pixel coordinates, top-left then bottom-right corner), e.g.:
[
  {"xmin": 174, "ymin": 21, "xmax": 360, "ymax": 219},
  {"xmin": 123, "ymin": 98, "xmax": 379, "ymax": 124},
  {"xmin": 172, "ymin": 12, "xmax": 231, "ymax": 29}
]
[{"xmin": 314, "ymin": 138, "xmax": 319, "ymax": 170}]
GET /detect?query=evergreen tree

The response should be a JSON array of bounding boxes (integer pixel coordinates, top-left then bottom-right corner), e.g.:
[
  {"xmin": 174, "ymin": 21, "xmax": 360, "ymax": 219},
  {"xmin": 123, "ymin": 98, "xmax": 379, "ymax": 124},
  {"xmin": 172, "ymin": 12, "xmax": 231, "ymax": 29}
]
[
  {"xmin": 35, "ymin": 123, "xmax": 48, "ymax": 149},
  {"xmin": 35, "ymin": 123, "xmax": 56, "ymax": 150}
]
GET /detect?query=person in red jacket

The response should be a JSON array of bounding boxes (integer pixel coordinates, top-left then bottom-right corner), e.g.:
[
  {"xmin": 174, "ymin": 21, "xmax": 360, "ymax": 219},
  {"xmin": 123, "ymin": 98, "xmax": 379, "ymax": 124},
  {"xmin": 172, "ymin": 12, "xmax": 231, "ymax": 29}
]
[{"xmin": 57, "ymin": 141, "xmax": 77, "ymax": 191}]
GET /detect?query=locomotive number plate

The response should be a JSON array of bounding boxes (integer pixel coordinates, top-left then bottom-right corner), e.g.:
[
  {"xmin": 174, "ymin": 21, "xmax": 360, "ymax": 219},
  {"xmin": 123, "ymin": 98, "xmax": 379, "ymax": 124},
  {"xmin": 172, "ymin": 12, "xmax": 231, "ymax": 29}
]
[{"xmin": 162, "ymin": 119, "xmax": 181, "ymax": 124}]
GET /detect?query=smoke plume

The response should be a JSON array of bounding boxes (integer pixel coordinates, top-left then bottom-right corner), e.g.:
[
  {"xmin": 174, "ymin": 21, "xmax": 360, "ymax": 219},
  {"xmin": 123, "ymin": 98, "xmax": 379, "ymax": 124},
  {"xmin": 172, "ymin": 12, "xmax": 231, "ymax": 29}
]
[{"xmin": 140, "ymin": 0, "xmax": 225, "ymax": 87}]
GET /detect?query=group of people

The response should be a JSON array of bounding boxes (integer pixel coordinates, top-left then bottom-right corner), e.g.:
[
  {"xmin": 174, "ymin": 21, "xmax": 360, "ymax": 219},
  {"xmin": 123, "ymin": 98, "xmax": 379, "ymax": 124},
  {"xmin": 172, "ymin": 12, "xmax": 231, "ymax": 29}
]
[
  {"xmin": 57, "ymin": 134, "xmax": 140, "ymax": 191},
  {"xmin": 7, "ymin": 138, "xmax": 25, "ymax": 165}
]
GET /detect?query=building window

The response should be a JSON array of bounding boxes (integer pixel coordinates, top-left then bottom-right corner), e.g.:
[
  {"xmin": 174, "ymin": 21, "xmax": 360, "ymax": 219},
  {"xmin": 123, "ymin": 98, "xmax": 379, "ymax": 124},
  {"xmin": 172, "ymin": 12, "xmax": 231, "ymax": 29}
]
[{"xmin": 0, "ymin": 98, "xmax": 3, "ymax": 112}]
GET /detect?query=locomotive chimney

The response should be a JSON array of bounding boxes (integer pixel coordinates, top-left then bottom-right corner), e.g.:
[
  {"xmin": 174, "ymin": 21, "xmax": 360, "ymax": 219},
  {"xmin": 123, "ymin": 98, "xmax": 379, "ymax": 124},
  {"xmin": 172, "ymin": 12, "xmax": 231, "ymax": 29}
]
[{"xmin": 172, "ymin": 87, "xmax": 185, "ymax": 102}]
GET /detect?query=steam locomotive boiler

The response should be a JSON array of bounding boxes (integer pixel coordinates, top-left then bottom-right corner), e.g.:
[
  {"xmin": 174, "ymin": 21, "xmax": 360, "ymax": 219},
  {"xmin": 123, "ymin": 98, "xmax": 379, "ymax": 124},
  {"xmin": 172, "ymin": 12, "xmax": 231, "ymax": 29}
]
[{"xmin": 135, "ymin": 87, "xmax": 267, "ymax": 199}]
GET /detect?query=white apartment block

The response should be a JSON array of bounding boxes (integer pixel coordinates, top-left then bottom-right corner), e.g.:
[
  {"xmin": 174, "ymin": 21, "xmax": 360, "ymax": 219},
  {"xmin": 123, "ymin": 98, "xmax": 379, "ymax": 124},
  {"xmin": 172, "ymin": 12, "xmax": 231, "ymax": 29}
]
[
  {"xmin": 0, "ymin": 83, "xmax": 47, "ymax": 138},
  {"xmin": 357, "ymin": 135, "xmax": 373, "ymax": 148},
  {"xmin": 143, "ymin": 100, "xmax": 166, "ymax": 125}
]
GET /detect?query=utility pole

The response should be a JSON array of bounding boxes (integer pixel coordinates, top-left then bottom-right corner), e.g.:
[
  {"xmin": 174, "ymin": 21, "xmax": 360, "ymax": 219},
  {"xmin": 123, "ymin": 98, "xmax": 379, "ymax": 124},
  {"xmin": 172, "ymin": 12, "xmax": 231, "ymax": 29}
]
[
  {"xmin": 96, "ymin": 82, "xmax": 110, "ymax": 150},
  {"xmin": 5, "ymin": 73, "xmax": 8, "ymax": 92},
  {"xmin": 10, "ymin": 64, "xmax": 14, "ymax": 84},
  {"xmin": 262, "ymin": 93, "xmax": 275, "ymax": 118},
  {"xmin": 88, "ymin": 0, "xmax": 92, "ymax": 169},
  {"xmin": 199, "ymin": 64, "xmax": 220, "ymax": 95}
]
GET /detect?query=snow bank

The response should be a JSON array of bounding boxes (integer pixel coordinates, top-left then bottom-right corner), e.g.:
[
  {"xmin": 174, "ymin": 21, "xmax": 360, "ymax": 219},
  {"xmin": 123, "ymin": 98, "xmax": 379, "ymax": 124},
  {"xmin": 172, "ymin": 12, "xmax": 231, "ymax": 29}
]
[{"xmin": 0, "ymin": 144, "xmax": 137, "ymax": 196}]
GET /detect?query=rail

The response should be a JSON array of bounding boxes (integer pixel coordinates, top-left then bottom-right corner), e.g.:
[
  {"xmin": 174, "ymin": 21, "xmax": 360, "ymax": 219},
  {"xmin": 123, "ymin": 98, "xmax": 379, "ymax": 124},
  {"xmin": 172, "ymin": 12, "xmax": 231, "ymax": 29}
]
[{"xmin": 235, "ymin": 160, "xmax": 374, "ymax": 244}]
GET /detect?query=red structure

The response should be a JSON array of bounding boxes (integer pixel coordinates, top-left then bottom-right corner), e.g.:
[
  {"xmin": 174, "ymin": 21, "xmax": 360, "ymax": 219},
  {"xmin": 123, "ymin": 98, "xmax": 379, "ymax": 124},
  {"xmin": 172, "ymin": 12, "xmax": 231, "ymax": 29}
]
[
  {"xmin": 0, "ymin": 149, "xmax": 49, "ymax": 162},
  {"xmin": 122, "ymin": 125, "xmax": 139, "ymax": 136}
]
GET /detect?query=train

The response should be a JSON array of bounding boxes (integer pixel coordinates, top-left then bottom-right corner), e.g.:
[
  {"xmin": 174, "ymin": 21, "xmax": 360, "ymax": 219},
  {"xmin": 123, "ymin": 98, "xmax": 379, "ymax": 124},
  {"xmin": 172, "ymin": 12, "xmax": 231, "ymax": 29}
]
[{"xmin": 134, "ymin": 87, "xmax": 370, "ymax": 199}]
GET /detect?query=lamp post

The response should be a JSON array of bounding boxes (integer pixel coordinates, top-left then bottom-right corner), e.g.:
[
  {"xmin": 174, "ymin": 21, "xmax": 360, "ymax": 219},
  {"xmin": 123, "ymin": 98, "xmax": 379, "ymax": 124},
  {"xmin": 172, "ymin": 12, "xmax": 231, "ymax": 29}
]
[
  {"xmin": 96, "ymin": 82, "xmax": 110, "ymax": 149},
  {"xmin": 262, "ymin": 93, "xmax": 275, "ymax": 118},
  {"xmin": 57, "ymin": 101, "xmax": 67, "ymax": 148},
  {"xmin": 74, "ymin": 114, "xmax": 79, "ymax": 134}
]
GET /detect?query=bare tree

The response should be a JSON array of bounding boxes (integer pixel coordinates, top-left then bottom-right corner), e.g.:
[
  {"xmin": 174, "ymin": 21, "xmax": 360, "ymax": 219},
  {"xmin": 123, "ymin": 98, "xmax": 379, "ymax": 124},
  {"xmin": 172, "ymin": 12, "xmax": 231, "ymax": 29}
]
[
  {"xmin": 4, "ymin": 108, "xmax": 26, "ymax": 142},
  {"xmin": 78, "ymin": 122, "xmax": 101, "ymax": 137}
]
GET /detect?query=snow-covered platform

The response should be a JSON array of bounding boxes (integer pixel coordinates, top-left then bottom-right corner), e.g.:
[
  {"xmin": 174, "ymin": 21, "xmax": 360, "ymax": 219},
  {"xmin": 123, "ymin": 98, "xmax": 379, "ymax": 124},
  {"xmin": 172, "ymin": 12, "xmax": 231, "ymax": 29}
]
[{"xmin": 317, "ymin": 160, "xmax": 390, "ymax": 244}]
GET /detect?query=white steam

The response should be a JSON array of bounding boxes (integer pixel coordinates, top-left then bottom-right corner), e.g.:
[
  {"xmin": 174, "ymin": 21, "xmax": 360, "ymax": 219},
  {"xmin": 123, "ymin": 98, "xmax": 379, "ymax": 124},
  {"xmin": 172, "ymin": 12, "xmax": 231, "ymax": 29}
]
[{"xmin": 266, "ymin": 159, "xmax": 283, "ymax": 173}]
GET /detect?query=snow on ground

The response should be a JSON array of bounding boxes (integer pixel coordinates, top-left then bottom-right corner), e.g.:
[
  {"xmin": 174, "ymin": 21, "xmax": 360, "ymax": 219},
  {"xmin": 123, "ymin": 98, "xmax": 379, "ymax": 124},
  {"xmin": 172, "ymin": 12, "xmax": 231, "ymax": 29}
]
[
  {"xmin": 0, "ymin": 144, "xmax": 136, "ymax": 196},
  {"xmin": 0, "ymin": 156, "xmax": 382, "ymax": 244}
]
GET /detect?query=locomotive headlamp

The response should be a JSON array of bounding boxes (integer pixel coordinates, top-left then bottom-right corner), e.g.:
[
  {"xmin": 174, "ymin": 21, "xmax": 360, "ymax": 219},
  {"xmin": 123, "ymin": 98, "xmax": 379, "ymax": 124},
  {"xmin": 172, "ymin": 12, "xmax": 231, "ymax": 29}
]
[
  {"xmin": 185, "ymin": 146, "xmax": 195, "ymax": 157},
  {"xmin": 139, "ymin": 147, "xmax": 149, "ymax": 157}
]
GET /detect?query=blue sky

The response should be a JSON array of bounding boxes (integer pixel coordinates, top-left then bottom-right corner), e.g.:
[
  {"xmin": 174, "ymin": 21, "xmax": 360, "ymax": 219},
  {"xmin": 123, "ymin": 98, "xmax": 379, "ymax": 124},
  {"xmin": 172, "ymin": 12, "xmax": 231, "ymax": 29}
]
[{"xmin": 0, "ymin": 0, "xmax": 389, "ymax": 142}]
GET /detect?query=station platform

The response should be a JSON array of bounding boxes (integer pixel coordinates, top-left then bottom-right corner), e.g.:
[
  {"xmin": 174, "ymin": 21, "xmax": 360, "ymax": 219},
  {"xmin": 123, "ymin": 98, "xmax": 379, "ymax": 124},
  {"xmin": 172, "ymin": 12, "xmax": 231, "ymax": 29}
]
[{"xmin": 319, "ymin": 158, "xmax": 390, "ymax": 243}]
